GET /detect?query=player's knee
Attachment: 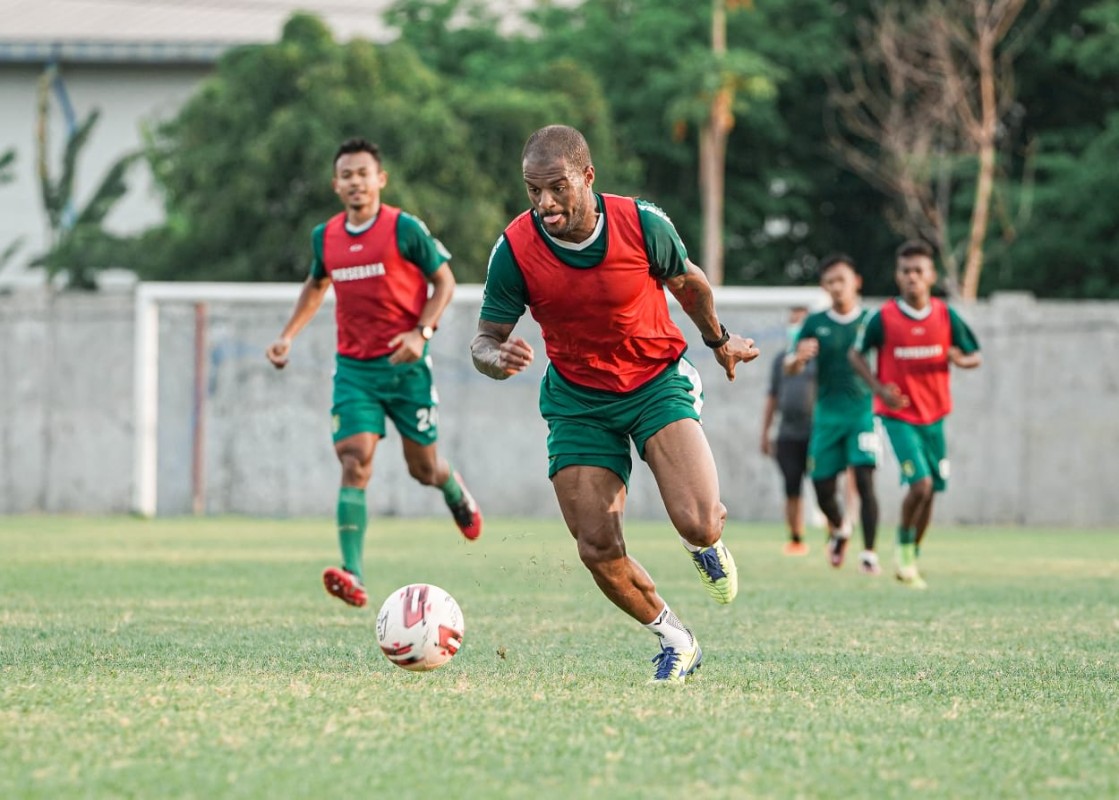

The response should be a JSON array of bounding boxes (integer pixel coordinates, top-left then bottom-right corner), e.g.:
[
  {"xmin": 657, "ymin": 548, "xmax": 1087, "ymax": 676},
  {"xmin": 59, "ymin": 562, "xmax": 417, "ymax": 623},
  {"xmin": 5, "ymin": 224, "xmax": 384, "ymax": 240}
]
[
  {"xmin": 576, "ymin": 534, "xmax": 625, "ymax": 568},
  {"xmin": 406, "ymin": 460, "xmax": 439, "ymax": 486},
  {"xmin": 908, "ymin": 478, "xmax": 934, "ymax": 502},
  {"xmin": 674, "ymin": 501, "xmax": 726, "ymax": 548},
  {"xmin": 338, "ymin": 453, "xmax": 371, "ymax": 486},
  {"xmin": 853, "ymin": 466, "xmax": 876, "ymax": 498}
]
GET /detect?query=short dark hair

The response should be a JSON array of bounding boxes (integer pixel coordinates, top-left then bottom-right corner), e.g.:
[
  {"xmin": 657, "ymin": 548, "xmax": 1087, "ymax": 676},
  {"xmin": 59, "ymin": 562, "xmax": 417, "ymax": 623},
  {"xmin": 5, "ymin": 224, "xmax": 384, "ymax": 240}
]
[
  {"xmin": 333, "ymin": 138, "xmax": 382, "ymax": 170},
  {"xmin": 818, "ymin": 252, "xmax": 857, "ymax": 279},
  {"xmin": 896, "ymin": 239, "xmax": 935, "ymax": 260},
  {"xmin": 522, "ymin": 125, "xmax": 592, "ymax": 171}
]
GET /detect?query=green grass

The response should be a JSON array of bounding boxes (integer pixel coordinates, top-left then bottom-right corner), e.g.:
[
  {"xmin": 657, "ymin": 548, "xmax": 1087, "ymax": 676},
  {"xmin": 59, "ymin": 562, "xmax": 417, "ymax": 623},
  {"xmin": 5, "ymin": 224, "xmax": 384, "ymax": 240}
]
[{"xmin": 1, "ymin": 517, "xmax": 1116, "ymax": 799}]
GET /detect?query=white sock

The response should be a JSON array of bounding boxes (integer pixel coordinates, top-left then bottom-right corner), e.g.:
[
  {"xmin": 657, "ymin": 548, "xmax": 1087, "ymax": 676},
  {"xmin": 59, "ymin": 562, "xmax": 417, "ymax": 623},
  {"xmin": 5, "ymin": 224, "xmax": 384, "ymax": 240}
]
[
  {"xmin": 644, "ymin": 604, "xmax": 695, "ymax": 651},
  {"xmin": 680, "ymin": 537, "xmax": 703, "ymax": 553}
]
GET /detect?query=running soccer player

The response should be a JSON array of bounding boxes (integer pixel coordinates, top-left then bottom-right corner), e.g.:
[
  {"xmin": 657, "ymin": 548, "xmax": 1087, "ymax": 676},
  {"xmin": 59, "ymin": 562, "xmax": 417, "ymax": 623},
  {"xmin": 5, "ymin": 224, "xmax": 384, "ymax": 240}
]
[
  {"xmin": 471, "ymin": 125, "xmax": 760, "ymax": 683},
  {"xmin": 785, "ymin": 255, "xmax": 882, "ymax": 575},
  {"xmin": 266, "ymin": 138, "xmax": 482, "ymax": 608},
  {"xmin": 849, "ymin": 240, "xmax": 982, "ymax": 589}
]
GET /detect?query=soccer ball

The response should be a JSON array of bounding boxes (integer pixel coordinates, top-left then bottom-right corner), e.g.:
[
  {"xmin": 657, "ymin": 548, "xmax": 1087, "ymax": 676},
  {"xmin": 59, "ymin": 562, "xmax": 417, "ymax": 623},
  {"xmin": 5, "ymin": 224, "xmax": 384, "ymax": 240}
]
[{"xmin": 375, "ymin": 583, "xmax": 464, "ymax": 671}]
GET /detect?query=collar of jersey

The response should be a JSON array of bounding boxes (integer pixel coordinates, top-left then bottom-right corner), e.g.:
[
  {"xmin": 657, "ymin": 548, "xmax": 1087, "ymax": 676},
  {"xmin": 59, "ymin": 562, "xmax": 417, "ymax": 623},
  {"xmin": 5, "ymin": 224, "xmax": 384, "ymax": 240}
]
[
  {"xmin": 826, "ymin": 306, "xmax": 863, "ymax": 325},
  {"xmin": 344, "ymin": 213, "xmax": 379, "ymax": 235},
  {"xmin": 535, "ymin": 194, "xmax": 605, "ymax": 252},
  {"xmin": 896, "ymin": 297, "xmax": 933, "ymax": 320}
]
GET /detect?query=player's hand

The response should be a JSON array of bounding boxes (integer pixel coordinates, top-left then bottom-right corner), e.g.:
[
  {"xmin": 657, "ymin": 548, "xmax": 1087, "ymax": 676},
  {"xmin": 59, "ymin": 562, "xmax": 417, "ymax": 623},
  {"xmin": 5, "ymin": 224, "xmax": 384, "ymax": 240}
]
[
  {"xmin": 387, "ymin": 330, "xmax": 425, "ymax": 365},
  {"xmin": 878, "ymin": 382, "xmax": 910, "ymax": 410},
  {"xmin": 715, "ymin": 334, "xmax": 760, "ymax": 382},
  {"xmin": 266, "ymin": 337, "xmax": 292, "ymax": 369},
  {"xmin": 795, "ymin": 338, "xmax": 819, "ymax": 364},
  {"xmin": 761, "ymin": 437, "xmax": 773, "ymax": 457},
  {"xmin": 497, "ymin": 336, "xmax": 534, "ymax": 375}
]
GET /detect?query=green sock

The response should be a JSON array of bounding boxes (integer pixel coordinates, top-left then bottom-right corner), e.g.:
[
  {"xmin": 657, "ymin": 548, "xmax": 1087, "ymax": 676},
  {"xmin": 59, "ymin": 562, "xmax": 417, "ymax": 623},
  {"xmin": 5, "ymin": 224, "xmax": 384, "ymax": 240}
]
[
  {"xmin": 440, "ymin": 466, "xmax": 464, "ymax": 506},
  {"xmin": 897, "ymin": 526, "xmax": 917, "ymax": 570},
  {"xmin": 337, "ymin": 486, "xmax": 367, "ymax": 581}
]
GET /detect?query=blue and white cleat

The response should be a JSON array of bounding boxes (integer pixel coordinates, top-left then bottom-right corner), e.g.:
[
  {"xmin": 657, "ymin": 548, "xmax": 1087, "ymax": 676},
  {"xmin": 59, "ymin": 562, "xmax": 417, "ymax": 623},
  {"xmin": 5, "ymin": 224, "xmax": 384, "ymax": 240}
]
[
  {"xmin": 650, "ymin": 643, "xmax": 703, "ymax": 684},
  {"xmin": 689, "ymin": 539, "xmax": 739, "ymax": 604}
]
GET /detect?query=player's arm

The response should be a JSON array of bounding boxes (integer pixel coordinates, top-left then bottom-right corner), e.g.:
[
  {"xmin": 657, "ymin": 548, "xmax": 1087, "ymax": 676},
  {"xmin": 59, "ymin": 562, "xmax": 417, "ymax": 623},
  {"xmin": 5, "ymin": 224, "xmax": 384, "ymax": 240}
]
[
  {"xmin": 849, "ymin": 313, "xmax": 908, "ymax": 409},
  {"xmin": 388, "ymin": 214, "xmax": 456, "ymax": 364},
  {"xmin": 761, "ymin": 360, "xmax": 778, "ymax": 455},
  {"xmin": 947, "ymin": 307, "xmax": 982, "ymax": 369},
  {"xmin": 267, "ymin": 226, "xmax": 332, "ymax": 369},
  {"xmin": 637, "ymin": 200, "xmax": 759, "ymax": 381},
  {"xmin": 664, "ymin": 260, "xmax": 760, "ymax": 382},
  {"xmin": 785, "ymin": 322, "xmax": 819, "ymax": 376},
  {"xmin": 470, "ymin": 235, "xmax": 534, "ymax": 380},
  {"xmin": 471, "ymin": 319, "xmax": 534, "ymax": 380}
]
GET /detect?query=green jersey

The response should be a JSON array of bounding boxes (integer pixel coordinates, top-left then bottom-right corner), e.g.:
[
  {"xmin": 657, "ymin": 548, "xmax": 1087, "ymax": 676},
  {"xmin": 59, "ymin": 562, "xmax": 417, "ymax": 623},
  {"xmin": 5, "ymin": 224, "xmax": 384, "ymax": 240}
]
[
  {"xmin": 794, "ymin": 307, "xmax": 872, "ymax": 421},
  {"xmin": 479, "ymin": 194, "xmax": 689, "ymax": 324}
]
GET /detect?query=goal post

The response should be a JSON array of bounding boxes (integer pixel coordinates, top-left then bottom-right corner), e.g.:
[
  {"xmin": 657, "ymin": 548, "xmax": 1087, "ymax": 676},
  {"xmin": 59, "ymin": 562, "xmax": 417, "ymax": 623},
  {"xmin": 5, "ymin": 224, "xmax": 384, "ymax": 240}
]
[{"xmin": 131, "ymin": 281, "xmax": 825, "ymax": 518}]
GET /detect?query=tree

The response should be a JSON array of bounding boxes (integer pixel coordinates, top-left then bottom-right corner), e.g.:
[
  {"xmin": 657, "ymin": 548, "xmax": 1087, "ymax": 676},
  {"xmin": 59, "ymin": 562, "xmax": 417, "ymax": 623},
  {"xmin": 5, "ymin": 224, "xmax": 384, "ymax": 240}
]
[
  {"xmin": 827, "ymin": 0, "xmax": 1055, "ymax": 299},
  {"xmin": 32, "ymin": 67, "xmax": 139, "ymax": 289},
  {"xmin": 140, "ymin": 13, "xmax": 506, "ymax": 282}
]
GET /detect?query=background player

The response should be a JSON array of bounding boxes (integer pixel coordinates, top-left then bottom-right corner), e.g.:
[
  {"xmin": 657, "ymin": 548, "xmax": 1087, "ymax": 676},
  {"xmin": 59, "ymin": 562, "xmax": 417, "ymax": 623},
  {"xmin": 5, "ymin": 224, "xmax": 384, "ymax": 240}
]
[
  {"xmin": 761, "ymin": 305, "xmax": 815, "ymax": 555},
  {"xmin": 850, "ymin": 240, "xmax": 981, "ymax": 588},
  {"xmin": 266, "ymin": 137, "xmax": 482, "ymax": 608},
  {"xmin": 786, "ymin": 255, "xmax": 882, "ymax": 574}
]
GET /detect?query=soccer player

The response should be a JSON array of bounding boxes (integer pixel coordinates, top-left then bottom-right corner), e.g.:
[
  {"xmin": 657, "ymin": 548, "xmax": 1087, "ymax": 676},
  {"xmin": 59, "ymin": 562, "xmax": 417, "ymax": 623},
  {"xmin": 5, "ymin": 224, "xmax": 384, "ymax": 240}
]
[
  {"xmin": 470, "ymin": 125, "xmax": 760, "ymax": 683},
  {"xmin": 849, "ymin": 240, "xmax": 981, "ymax": 589},
  {"xmin": 761, "ymin": 305, "xmax": 816, "ymax": 555},
  {"xmin": 266, "ymin": 137, "xmax": 482, "ymax": 608},
  {"xmin": 785, "ymin": 255, "xmax": 882, "ymax": 575}
]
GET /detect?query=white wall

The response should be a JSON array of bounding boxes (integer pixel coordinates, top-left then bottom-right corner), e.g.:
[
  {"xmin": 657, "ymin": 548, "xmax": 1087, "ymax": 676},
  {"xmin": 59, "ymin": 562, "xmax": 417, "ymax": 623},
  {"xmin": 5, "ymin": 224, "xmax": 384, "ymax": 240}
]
[
  {"xmin": 0, "ymin": 63, "xmax": 210, "ymax": 272},
  {"xmin": 2, "ymin": 287, "xmax": 1117, "ymax": 527}
]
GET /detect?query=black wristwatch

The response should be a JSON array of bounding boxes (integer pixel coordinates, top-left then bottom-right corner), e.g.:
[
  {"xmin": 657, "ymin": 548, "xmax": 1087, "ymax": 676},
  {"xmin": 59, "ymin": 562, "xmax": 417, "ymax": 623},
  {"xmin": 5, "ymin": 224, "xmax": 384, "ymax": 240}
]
[
  {"xmin": 702, "ymin": 323, "xmax": 730, "ymax": 348},
  {"xmin": 417, "ymin": 324, "xmax": 435, "ymax": 341}
]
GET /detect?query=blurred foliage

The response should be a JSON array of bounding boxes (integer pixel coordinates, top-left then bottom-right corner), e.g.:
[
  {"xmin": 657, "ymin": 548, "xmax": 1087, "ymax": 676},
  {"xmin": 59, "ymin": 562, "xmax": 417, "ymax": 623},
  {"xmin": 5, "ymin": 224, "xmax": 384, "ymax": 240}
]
[
  {"xmin": 113, "ymin": 0, "xmax": 1117, "ymax": 297},
  {"xmin": 0, "ymin": 148, "xmax": 24, "ymax": 270}
]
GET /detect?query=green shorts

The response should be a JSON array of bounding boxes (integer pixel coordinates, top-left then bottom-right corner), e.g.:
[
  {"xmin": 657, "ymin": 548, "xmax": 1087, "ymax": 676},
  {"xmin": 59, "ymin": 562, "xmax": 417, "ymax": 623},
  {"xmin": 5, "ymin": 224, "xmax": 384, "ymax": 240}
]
[
  {"xmin": 539, "ymin": 358, "xmax": 703, "ymax": 488},
  {"xmin": 807, "ymin": 408, "xmax": 879, "ymax": 480},
  {"xmin": 331, "ymin": 353, "xmax": 439, "ymax": 445},
  {"xmin": 880, "ymin": 416, "xmax": 948, "ymax": 492}
]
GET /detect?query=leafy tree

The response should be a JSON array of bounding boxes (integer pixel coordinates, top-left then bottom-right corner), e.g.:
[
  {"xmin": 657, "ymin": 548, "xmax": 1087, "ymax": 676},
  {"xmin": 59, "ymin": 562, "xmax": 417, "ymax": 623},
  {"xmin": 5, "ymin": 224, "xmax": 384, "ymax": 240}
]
[
  {"xmin": 141, "ymin": 14, "xmax": 500, "ymax": 281},
  {"xmin": 32, "ymin": 66, "xmax": 139, "ymax": 289}
]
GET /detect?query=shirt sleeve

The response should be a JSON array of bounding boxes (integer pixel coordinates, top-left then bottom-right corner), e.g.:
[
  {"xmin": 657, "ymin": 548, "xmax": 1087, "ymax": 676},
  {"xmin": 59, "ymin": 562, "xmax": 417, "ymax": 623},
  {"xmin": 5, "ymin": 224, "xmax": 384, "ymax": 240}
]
[
  {"xmin": 635, "ymin": 199, "xmax": 689, "ymax": 280},
  {"xmin": 397, "ymin": 212, "xmax": 452, "ymax": 276},
  {"xmin": 948, "ymin": 307, "xmax": 980, "ymax": 353},
  {"xmin": 479, "ymin": 235, "xmax": 529, "ymax": 325},
  {"xmin": 793, "ymin": 314, "xmax": 818, "ymax": 352},
  {"xmin": 309, "ymin": 223, "xmax": 327, "ymax": 279},
  {"xmin": 855, "ymin": 311, "xmax": 883, "ymax": 353}
]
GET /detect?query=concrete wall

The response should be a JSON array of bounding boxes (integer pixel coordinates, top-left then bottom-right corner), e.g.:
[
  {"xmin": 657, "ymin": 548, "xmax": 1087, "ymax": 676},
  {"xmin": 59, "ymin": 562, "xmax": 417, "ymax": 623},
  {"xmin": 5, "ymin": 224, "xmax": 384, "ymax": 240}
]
[{"xmin": 1, "ymin": 287, "xmax": 1117, "ymax": 526}]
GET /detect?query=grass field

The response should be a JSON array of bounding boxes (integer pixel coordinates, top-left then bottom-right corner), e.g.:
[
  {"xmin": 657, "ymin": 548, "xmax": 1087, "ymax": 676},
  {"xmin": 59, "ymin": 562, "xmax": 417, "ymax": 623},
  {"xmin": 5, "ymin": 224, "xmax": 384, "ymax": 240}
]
[{"xmin": 1, "ymin": 516, "xmax": 1116, "ymax": 799}]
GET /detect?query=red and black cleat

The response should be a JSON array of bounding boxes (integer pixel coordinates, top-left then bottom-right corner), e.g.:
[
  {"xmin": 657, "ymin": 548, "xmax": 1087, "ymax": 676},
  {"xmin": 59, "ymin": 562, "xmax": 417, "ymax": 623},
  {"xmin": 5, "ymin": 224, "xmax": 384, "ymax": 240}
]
[
  {"xmin": 322, "ymin": 566, "xmax": 367, "ymax": 607},
  {"xmin": 448, "ymin": 472, "xmax": 483, "ymax": 541}
]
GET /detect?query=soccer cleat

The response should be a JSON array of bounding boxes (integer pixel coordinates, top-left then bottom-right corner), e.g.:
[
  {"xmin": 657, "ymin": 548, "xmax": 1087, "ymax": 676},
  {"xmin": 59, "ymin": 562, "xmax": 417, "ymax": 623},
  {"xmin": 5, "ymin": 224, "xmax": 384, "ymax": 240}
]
[
  {"xmin": 447, "ymin": 471, "xmax": 483, "ymax": 540},
  {"xmin": 895, "ymin": 566, "xmax": 928, "ymax": 590},
  {"xmin": 784, "ymin": 538, "xmax": 809, "ymax": 556},
  {"xmin": 826, "ymin": 532, "xmax": 850, "ymax": 568},
  {"xmin": 689, "ymin": 540, "xmax": 738, "ymax": 604},
  {"xmin": 322, "ymin": 566, "xmax": 368, "ymax": 607},
  {"xmin": 858, "ymin": 550, "xmax": 881, "ymax": 575},
  {"xmin": 783, "ymin": 540, "xmax": 809, "ymax": 557},
  {"xmin": 650, "ymin": 643, "xmax": 703, "ymax": 684}
]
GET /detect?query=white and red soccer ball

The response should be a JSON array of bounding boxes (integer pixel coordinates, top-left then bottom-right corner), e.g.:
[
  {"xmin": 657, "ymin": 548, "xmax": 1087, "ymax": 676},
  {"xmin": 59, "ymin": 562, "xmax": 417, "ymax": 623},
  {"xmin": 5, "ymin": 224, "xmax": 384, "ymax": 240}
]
[{"xmin": 375, "ymin": 583, "xmax": 464, "ymax": 671}]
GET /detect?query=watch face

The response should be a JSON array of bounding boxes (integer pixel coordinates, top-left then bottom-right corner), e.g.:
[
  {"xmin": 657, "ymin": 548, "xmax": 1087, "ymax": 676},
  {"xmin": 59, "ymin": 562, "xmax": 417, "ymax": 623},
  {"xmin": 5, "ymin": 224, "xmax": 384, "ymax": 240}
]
[{"xmin": 420, "ymin": 325, "xmax": 434, "ymax": 340}]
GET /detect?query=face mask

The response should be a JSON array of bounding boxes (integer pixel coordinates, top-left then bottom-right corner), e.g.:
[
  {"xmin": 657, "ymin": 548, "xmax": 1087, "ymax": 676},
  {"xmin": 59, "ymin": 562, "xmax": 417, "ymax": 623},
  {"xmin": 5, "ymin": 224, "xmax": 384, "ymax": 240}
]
[{"xmin": 786, "ymin": 323, "xmax": 803, "ymax": 347}]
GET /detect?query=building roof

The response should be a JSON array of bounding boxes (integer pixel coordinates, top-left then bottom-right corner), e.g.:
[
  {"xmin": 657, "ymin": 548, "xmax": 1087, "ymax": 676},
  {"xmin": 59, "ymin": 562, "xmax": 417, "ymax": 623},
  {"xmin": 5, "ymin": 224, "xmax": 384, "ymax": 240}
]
[{"xmin": 0, "ymin": 0, "xmax": 398, "ymax": 63}]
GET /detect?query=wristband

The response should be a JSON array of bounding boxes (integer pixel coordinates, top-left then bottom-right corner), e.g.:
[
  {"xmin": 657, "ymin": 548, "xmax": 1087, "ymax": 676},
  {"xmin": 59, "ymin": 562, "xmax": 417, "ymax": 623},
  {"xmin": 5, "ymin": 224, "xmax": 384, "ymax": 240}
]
[{"xmin": 702, "ymin": 323, "xmax": 730, "ymax": 349}]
